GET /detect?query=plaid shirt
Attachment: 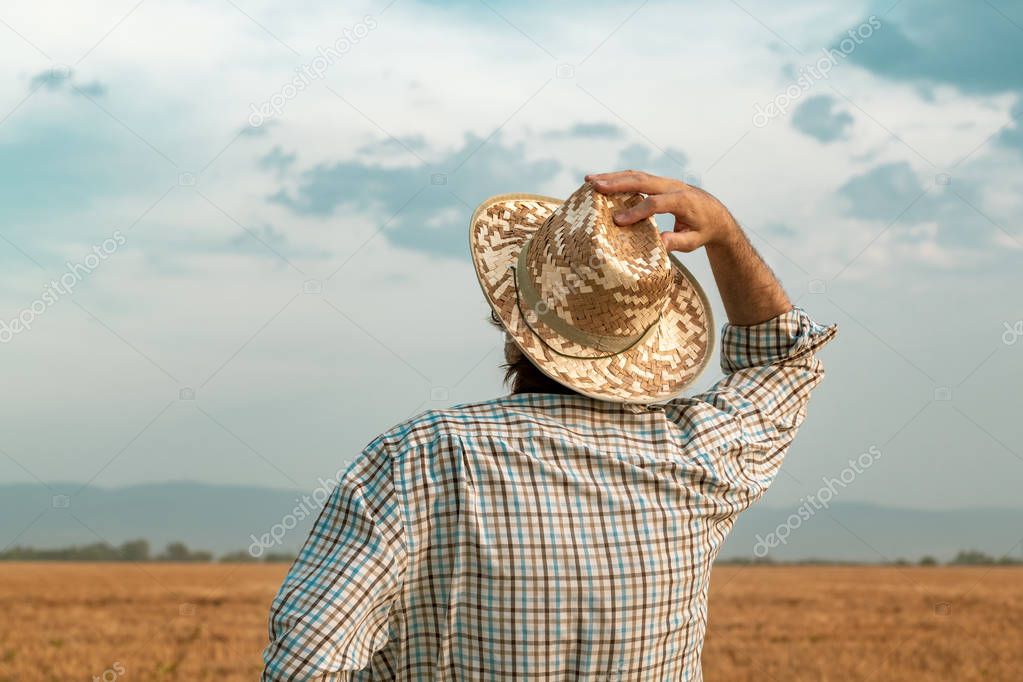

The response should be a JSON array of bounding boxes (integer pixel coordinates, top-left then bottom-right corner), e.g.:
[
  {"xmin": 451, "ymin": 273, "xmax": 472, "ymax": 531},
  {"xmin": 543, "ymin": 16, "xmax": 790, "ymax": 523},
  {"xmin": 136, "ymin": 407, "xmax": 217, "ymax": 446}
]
[{"xmin": 263, "ymin": 307, "xmax": 836, "ymax": 681}]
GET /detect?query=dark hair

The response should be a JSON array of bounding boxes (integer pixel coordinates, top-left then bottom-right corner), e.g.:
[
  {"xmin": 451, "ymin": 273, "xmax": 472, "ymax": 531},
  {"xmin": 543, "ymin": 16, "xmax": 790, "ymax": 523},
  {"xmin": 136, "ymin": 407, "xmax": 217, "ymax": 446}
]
[{"xmin": 489, "ymin": 311, "xmax": 578, "ymax": 396}]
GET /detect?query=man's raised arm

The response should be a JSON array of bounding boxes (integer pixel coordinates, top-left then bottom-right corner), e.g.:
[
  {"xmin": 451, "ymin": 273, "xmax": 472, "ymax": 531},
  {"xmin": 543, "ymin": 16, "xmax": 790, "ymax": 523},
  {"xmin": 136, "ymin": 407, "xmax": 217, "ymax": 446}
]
[{"xmin": 588, "ymin": 170, "xmax": 837, "ymax": 492}]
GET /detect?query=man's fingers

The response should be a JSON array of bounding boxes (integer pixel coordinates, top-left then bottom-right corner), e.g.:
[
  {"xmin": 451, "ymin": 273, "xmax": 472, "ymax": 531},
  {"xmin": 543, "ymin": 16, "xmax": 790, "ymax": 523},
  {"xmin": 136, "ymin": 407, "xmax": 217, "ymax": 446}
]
[
  {"xmin": 660, "ymin": 230, "xmax": 704, "ymax": 253},
  {"xmin": 585, "ymin": 170, "xmax": 681, "ymax": 196},
  {"xmin": 612, "ymin": 194, "xmax": 673, "ymax": 226}
]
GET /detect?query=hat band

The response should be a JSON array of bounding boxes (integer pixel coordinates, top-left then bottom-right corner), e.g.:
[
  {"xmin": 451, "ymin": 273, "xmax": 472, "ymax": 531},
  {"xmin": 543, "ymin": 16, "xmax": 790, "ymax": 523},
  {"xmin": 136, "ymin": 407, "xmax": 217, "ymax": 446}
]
[{"xmin": 512, "ymin": 237, "xmax": 660, "ymax": 357}]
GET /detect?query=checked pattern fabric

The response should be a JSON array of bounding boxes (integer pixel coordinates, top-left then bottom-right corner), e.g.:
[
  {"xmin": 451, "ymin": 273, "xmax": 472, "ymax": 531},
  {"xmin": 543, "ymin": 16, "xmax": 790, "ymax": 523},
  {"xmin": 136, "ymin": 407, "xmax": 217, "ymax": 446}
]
[{"xmin": 263, "ymin": 308, "xmax": 836, "ymax": 681}]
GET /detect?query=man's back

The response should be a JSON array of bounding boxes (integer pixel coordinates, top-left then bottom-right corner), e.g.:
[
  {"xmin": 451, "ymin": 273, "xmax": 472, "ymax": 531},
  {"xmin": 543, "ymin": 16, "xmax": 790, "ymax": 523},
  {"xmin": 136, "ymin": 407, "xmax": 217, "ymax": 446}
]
[{"xmin": 263, "ymin": 309, "xmax": 835, "ymax": 681}]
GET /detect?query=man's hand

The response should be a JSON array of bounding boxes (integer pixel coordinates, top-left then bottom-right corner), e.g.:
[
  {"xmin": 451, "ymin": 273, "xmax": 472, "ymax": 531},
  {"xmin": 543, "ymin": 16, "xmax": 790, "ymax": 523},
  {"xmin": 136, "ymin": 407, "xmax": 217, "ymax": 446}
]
[
  {"xmin": 586, "ymin": 169, "xmax": 792, "ymax": 326},
  {"xmin": 584, "ymin": 170, "xmax": 739, "ymax": 253}
]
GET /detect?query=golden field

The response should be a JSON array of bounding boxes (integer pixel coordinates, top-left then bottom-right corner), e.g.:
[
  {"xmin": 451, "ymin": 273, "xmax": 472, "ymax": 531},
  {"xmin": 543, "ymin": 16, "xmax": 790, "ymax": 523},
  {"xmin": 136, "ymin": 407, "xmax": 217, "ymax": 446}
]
[{"xmin": 0, "ymin": 563, "xmax": 1020, "ymax": 681}]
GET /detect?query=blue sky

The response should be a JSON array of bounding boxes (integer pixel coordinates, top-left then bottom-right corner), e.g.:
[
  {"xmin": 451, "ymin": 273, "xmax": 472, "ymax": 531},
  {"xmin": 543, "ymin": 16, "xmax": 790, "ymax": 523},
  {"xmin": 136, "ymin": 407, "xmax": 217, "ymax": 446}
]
[{"xmin": 1, "ymin": 0, "xmax": 1021, "ymax": 512}]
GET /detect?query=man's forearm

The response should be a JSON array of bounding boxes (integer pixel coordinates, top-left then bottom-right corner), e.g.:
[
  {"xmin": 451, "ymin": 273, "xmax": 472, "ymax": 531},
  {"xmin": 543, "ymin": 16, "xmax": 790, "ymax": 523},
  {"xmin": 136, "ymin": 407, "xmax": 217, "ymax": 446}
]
[{"xmin": 706, "ymin": 217, "xmax": 791, "ymax": 326}]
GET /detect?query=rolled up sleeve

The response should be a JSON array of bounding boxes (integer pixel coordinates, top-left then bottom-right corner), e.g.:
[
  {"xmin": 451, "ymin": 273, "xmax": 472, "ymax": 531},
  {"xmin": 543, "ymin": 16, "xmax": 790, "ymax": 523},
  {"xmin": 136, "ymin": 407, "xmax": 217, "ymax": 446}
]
[
  {"xmin": 262, "ymin": 441, "xmax": 405, "ymax": 681},
  {"xmin": 686, "ymin": 307, "xmax": 837, "ymax": 489}
]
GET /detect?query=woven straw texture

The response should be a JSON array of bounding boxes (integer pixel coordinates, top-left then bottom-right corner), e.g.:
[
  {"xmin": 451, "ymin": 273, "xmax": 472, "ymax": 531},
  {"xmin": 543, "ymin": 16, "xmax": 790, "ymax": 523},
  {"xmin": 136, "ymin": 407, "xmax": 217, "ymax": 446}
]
[{"xmin": 470, "ymin": 182, "xmax": 713, "ymax": 403}]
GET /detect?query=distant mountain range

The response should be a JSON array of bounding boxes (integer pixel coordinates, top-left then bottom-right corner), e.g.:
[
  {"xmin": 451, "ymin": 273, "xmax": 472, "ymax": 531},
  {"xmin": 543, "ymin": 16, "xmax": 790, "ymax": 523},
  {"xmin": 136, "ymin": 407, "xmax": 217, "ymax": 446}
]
[{"xmin": 1, "ymin": 482, "xmax": 1020, "ymax": 562}]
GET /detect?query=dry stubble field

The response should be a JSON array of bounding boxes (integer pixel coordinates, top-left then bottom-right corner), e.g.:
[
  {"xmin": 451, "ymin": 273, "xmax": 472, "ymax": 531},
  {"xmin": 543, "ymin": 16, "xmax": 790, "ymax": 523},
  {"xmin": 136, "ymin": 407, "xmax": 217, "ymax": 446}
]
[{"xmin": 0, "ymin": 563, "xmax": 1020, "ymax": 681}]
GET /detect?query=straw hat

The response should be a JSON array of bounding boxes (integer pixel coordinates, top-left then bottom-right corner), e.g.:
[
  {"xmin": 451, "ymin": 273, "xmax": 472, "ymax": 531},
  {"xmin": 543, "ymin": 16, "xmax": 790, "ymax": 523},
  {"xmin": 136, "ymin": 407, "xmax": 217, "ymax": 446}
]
[{"xmin": 469, "ymin": 181, "xmax": 714, "ymax": 404}]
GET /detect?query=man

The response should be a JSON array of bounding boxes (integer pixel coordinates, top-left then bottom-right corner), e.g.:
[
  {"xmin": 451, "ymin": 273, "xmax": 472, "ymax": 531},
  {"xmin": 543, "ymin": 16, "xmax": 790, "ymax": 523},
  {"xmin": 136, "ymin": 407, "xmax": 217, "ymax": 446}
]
[{"xmin": 263, "ymin": 170, "xmax": 836, "ymax": 680}]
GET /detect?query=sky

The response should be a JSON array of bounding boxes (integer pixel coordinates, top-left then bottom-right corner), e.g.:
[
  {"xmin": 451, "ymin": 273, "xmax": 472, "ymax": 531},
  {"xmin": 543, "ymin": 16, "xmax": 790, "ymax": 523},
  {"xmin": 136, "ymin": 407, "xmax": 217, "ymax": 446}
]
[{"xmin": 1, "ymin": 0, "xmax": 1021, "ymax": 514}]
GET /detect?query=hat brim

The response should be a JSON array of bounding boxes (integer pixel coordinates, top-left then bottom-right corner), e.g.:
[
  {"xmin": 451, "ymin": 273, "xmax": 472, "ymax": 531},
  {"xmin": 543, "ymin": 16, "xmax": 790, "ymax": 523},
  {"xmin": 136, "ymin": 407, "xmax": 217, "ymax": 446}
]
[{"xmin": 470, "ymin": 192, "xmax": 715, "ymax": 404}]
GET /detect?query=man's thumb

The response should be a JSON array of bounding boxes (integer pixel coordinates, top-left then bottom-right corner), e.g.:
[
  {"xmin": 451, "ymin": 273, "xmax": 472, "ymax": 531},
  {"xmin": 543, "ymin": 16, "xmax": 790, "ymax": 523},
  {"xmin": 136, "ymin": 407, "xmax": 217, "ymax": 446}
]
[{"xmin": 660, "ymin": 230, "xmax": 702, "ymax": 253}]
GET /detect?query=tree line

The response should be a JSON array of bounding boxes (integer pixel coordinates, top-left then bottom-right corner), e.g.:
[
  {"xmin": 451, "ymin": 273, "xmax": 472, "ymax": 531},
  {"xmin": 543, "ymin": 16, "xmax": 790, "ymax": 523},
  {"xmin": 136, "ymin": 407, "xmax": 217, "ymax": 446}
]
[
  {"xmin": 718, "ymin": 550, "xmax": 1022, "ymax": 566},
  {"xmin": 0, "ymin": 539, "xmax": 294, "ymax": 563},
  {"xmin": 1, "ymin": 541, "xmax": 1019, "ymax": 565}
]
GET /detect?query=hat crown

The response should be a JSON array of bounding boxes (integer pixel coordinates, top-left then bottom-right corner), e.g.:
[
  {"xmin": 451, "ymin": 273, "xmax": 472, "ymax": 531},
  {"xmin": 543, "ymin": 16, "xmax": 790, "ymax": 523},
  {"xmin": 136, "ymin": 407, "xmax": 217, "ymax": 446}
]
[{"xmin": 522, "ymin": 183, "xmax": 673, "ymax": 340}]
